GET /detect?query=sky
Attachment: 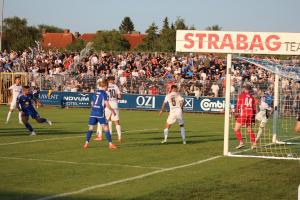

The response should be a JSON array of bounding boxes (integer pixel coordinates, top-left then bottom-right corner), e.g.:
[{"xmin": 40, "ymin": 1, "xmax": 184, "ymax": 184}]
[{"xmin": 4, "ymin": 0, "xmax": 300, "ymax": 34}]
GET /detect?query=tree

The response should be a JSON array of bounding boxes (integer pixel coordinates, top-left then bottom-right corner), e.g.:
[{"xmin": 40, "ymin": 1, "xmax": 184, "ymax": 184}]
[
  {"xmin": 157, "ymin": 18, "xmax": 176, "ymax": 52},
  {"xmin": 189, "ymin": 24, "xmax": 196, "ymax": 30},
  {"xmin": 119, "ymin": 17, "xmax": 135, "ymax": 33},
  {"xmin": 136, "ymin": 22, "xmax": 159, "ymax": 51},
  {"xmin": 206, "ymin": 24, "xmax": 222, "ymax": 31},
  {"xmin": 162, "ymin": 17, "xmax": 169, "ymax": 31},
  {"xmin": 66, "ymin": 39, "xmax": 86, "ymax": 52},
  {"xmin": 38, "ymin": 24, "xmax": 64, "ymax": 33},
  {"xmin": 3, "ymin": 17, "xmax": 41, "ymax": 50},
  {"xmin": 92, "ymin": 31, "xmax": 130, "ymax": 51},
  {"xmin": 174, "ymin": 17, "xmax": 188, "ymax": 30}
]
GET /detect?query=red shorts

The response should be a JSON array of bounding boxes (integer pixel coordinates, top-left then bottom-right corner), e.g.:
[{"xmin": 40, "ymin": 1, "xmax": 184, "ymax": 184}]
[{"xmin": 236, "ymin": 115, "xmax": 253, "ymax": 126}]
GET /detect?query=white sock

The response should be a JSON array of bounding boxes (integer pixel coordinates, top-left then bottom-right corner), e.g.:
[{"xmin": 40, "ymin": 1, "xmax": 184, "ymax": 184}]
[
  {"xmin": 18, "ymin": 112, "xmax": 22, "ymax": 122},
  {"xmin": 108, "ymin": 121, "xmax": 113, "ymax": 135},
  {"xmin": 256, "ymin": 127, "xmax": 263, "ymax": 142},
  {"xmin": 116, "ymin": 125, "xmax": 121, "ymax": 138},
  {"xmin": 180, "ymin": 127, "xmax": 186, "ymax": 141},
  {"xmin": 163, "ymin": 128, "xmax": 168, "ymax": 141},
  {"xmin": 6, "ymin": 111, "xmax": 12, "ymax": 122},
  {"xmin": 96, "ymin": 123, "xmax": 102, "ymax": 137}
]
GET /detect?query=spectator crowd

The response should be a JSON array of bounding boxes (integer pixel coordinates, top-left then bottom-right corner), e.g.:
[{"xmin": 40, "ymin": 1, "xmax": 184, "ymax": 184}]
[{"xmin": 0, "ymin": 48, "xmax": 300, "ymax": 100}]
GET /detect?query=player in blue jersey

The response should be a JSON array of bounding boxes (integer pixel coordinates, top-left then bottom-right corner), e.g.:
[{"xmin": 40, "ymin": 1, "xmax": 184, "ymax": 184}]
[
  {"xmin": 84, "ymin": 79, "xmax": 117, "ymax": 149},
  {"xmin": 17, "ymin": 86, "xmax": 52, "ymax": 136}
]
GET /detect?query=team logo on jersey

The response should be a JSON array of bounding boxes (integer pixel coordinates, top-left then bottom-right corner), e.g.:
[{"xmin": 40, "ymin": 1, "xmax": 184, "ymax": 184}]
[
  {"xmin": 184, "ymin": 98, "xmax": 194, "ymax": 110},
  {"xmin": 200, "ymin": 98, "xmax": 225, "ymax": 112},
  {"xmin": 136, "ymin": 96, "xmax": 156, "ymax": 109}
]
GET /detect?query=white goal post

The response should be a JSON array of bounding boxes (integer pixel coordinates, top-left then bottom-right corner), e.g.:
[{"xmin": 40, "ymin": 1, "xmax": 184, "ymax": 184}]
[{"xmin": 176, "ymin": 30, "xmax": 300, "ymax": 160}]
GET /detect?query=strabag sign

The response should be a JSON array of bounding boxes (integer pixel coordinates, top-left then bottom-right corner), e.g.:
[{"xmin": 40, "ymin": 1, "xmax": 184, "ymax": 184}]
[{"xmin": 176, "ymin": 30, "xmax": 300, "ymax": 55}]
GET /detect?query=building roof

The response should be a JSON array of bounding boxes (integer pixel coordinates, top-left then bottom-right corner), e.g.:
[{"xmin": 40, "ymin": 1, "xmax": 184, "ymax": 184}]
[
  {"xmin": 42, "ymin": 30, "xmax": 145, "ymax": 50},
  {"xmin": 42, "ymin": 30, "xmax": 75, "ymax": 49},
  {"xmin": 79, "ymin": 33, "xmax": 96, "ymax": 42},
  {"xmin": 123, "ymin": 33, "xmax": 145, "ymax": 49}
]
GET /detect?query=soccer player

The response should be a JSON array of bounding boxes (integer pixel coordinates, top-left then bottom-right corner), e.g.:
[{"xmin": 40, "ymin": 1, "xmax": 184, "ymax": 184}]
[
  {"xmin": 293, "ymin": 91, "xmax": 300, "ymax": 133},
  {"xmin": 6, "ymin": 77, "xmax": 23, "ymax": 124},
  {"xmin": 17, "ymin": 86, "xmax": 52, "ymax": 136},
  {"xmin": 159, "ymin": 85, "xmax": 186, "ymax": 144},
  {"xmin": 84, "ymin": 79, "xmax": 117, "ymax": 149},
  {"xmin": 255, "ymin": 95, "xmax": 272, "ymax": 142},
  {"xmin": 95, "ymin": 76, "xmax": 122, "ymax": 142},
  {"xmin": 234, "ymin": 83, "xmax": 257, "ymax": 149}
]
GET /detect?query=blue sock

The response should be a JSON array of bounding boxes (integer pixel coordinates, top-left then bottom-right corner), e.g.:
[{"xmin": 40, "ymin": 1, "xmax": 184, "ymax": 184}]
[
  {"xmin": 105, "ymin": 131, "xmax": 112, "ymax": 143},
  {"xmin": 86, "ymin": 130, "xmax": 93, "ymax": 143},
  {"xmin": 39, "ymin": 118, "xmax": 47, "ymax": 123},
  {"xmin": 25, "ymin": 123, "xmax": 33, "ymax": 132}
]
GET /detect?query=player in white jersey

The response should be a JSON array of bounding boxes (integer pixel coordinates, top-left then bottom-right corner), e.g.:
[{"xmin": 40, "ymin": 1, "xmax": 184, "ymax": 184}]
[
  {"xmin": 255, "ymin": 95, "xmax": 272, "ymax": 142},
  {"xmin": 6, "ymin": 77, "xmax": 23, "ymax": 124},
  {"xmin": 95, "ymin": 76, "xmax": 122, "ymax": 141},
  {"xmin": 159, "ymin": 85, "xmax": 186, "ymax": 144}
]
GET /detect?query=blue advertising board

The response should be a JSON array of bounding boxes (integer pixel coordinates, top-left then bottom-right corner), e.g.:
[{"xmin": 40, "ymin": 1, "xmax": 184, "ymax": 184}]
[{"xmin": 39, "ymin": 91, "xmax": 229, "ymax": 113}]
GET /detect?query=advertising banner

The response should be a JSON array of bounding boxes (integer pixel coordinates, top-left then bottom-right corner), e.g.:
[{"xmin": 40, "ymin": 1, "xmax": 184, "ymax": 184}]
[
  {"xmin": 176, "ymin": 30, "xmax": 300, "ymax": 55},
  {"xmin": 39, "ymin": 91, "xmax": 229, "ymax": 113}
]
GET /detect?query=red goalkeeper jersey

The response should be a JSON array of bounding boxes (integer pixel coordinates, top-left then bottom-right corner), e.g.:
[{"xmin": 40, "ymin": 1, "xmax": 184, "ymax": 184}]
[{"xmin": 235, "ymin": 91, "xmax": 256, "ymax": 116}]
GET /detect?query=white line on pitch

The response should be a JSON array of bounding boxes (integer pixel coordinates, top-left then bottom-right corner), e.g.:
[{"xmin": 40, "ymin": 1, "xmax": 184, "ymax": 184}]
[
  {"xmin": 37, "ymin": 155, "xmax": 221, "ymax": 200},
  {"xmin": 0, "ymin": 129, "xmax": 159, "ymax": 146},
  {"xmin": 0, "ymin": 156, "xmax": 163, "ymax": 170}
]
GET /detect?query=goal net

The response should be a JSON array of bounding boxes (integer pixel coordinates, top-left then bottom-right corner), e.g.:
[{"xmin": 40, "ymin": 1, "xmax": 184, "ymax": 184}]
[{"xmin": 225, "ymin": 56, "xmax": 300, "ymax": 160}]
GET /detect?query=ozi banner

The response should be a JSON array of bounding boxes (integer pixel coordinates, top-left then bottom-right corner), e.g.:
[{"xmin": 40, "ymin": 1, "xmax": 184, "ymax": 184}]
[{"xmin": 39, "ymin": 91, "xmax": 226, "ymax": 113}]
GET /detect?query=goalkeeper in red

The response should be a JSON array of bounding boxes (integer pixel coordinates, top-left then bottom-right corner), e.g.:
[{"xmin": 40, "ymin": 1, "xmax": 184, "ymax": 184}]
[{"xmin": 234, "ymin": 83, "xmax": 257, "ymax": 149}]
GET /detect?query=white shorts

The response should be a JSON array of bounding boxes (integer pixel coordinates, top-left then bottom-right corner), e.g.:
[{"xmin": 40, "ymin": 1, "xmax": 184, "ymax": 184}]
[
  {"xmin": 105, "ymin": 108, "xmax": 120, "ymax": 121},
  {"xmin": 10, "ymin": 98, "xmax": 17, "ymax": 110},
  {"xmin": 255, "ymin": 111, "xmax": 268, "ymax": 123},
  {"xmin": 167, "ymin": 109, "xmax": 184, "ymax": 125}
]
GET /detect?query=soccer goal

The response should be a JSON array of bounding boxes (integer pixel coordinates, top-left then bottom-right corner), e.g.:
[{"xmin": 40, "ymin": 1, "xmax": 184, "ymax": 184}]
[{"xmin": 223, "ymin": 56, "xmax": 300, "ymax": 160}]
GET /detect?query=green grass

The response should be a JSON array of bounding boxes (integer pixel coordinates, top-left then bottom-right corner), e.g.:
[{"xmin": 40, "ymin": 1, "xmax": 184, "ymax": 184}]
[{"xmin": 0, "ymin": 106, "xmax": 299, "ymax": 200}]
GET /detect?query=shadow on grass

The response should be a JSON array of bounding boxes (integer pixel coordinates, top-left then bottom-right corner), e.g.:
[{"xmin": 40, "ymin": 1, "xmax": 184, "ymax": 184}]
[
  {"xmin": 0, "ymin": 128, "xmax": 84, "ymax": 137},
  {"xmin": 0, "ymin": 191, "xmax": 118, "ymax": 200}
]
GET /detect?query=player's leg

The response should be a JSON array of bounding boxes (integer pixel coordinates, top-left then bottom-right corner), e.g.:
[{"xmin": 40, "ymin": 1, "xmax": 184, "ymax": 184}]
[
  {"xmin": 34, "ymin": 111, "xmax": 52, "ymax": 126},
  {"xmin": 113, "ymin": 109, "xmax": 121, "ymax": 142},
  {"xmin": 6, "ymin": 108, "xmax": 13, "ymax": 124},
  {"xmin": 177, "ymin": 114, "xmax": 186, "ymax": 144},
  {"xmin": 84, "ymin": 125, "xmax": 94, "ymax": 149},
  {"xmin": 256, "ymin": 121, "xmax": 266, "ymax": 142},
  {"xmin": 84, "ymin": 117, "xmax": 96, "ymax": 149},
  {"xmin": 94, "ymin": 122, "xmax": 103, "ymax": 141},
  {"xmin": 294, "ymin": 115, "xmax": 300, "ymax": 133},
  {"xmin": 246, "ymin": 117, "xmax": 256, "ymax": 149},
  {"xmin": 100, "ymin": 117, "xmax": 117, "ymax": 149},
  {"xmin": 234, "ymin": 120, "xmax": 244, "ymax": 149},
  {"xmin": 21, "ymin": 113, "xmax": 36, "ymax": 136},
  {"xmin": 161, "ymin": 123, "xmax": 171, "ymax": 143}
]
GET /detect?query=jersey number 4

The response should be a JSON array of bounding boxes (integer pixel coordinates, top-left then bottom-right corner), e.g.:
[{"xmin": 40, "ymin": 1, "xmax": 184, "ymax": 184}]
[{"xmin": 244, "ymin": 98, "xmax": 252, "ymax": 107}]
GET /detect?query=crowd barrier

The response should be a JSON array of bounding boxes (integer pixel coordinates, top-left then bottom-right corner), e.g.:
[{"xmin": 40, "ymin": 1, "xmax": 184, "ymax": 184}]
[{"xmin": 39, "ymin": 91, "xmax": 227, "ymax": 113}]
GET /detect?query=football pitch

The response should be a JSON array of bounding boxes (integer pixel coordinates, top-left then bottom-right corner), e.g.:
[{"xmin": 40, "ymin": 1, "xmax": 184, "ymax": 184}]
[{"xmin": 0, "ymin": 106, "xmax": 299, "ymax": 200}]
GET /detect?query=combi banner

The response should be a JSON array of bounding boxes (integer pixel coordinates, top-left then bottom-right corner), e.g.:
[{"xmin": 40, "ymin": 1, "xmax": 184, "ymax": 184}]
[
  {"xmin": 39, "ymin": 91, "xmax": 226, "ymax": 113},
  {"xmin": 176, "ymin": 30, "xmax": 300, "ymax": 55}
]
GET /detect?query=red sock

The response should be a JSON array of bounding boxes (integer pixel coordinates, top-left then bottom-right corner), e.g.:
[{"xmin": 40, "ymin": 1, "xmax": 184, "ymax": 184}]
[
  {"xmin": 235, "ymin": 130, "xmax": 242, "ymax": 142},
  {"xmin": 248, "ymin": 130, "xmax": 256, "ymax": 143}
]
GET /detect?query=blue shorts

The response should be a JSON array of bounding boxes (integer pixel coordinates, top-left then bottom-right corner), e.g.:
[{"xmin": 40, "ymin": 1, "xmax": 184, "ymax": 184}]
[
  {"xmin": 23, "ymin": 109, "xmax": 40, "ymax": 119},
  {"xmin": 89, "ymin": 116, "xmax": 107, "ymax": 126}
]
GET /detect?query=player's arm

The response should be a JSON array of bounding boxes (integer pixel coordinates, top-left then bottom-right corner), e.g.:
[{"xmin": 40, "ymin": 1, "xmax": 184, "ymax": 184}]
[
  {"xmin": 159, "ymin": 101, "xmax": 166, "ymax": 116},
  {"xmin": 104, "ymin": 101, "xmax": 116, "ymax": 116},
  {"xmin": 16, "ymin": 97, "xmax": 22, "ymax": 111},
  {"xmin": 32, "ymin": 94, "xmax": 43, "ymax": 107},
  {"xmin": 235, "ymin": 94, "xmax": 242, "ymax": 118},
  {"xmin": 116, "ymin": 86, "xmax": 122, "ymax": 99},
  {"xmin": 180, "ymin": 96, "xmax": 184, "ymax": 110}
]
